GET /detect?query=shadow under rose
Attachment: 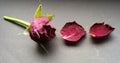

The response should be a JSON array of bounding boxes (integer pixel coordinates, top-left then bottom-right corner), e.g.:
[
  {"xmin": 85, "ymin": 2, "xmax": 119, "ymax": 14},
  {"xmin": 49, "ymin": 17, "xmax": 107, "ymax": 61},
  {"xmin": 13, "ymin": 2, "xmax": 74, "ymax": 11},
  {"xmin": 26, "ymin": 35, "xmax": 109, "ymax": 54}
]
[
  {"xmin": 90, "ymin": 35, "xmax": 113, "ymax": 45},
  {"xmin": 36, "ymin": 38, "xmax": 56, "ymax": 55},
  {"xmin": 64, "ymin": 35, "xmax": 86, "ymax": 46}
]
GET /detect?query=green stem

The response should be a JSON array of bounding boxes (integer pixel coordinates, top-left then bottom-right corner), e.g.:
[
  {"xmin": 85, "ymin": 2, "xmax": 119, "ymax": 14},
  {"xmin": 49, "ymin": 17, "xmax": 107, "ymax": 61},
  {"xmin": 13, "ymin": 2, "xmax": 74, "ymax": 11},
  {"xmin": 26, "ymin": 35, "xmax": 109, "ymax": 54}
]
[
  {"xmin": 40, "ymin": 44, "xmax": 48, "ymax": 53},
  {"xmin": 3, "ymin": 16, "xmax": 30, "ymax": 27}
]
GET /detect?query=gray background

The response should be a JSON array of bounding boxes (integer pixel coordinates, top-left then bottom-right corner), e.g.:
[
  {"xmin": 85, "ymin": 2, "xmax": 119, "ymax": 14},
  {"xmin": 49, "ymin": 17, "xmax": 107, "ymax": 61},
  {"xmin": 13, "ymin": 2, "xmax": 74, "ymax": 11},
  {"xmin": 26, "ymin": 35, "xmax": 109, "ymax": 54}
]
[{"xmin": 0, "ymin": 0, "xmax": 120, "ymax": 63}]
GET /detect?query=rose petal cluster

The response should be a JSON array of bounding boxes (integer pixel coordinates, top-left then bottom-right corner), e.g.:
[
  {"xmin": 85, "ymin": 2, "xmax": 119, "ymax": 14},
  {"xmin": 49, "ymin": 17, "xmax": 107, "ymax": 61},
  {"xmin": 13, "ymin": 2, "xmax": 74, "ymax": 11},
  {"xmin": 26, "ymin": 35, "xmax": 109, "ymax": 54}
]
[{"xmin": 29, "ymin": 16, "xmax": 56, "ymax": 43}]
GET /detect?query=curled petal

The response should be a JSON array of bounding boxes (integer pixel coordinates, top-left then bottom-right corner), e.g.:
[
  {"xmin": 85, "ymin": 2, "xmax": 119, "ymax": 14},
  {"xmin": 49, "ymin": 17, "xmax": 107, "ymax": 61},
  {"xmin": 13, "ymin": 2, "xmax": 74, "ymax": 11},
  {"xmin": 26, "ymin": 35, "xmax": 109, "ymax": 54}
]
[
  {"xmin": 89, "ymin": 22, "xmax": 115, "ymax": 38},
  {"xmin": 60, "ymin": 21, "xmax": 86, "ymax": 42}
]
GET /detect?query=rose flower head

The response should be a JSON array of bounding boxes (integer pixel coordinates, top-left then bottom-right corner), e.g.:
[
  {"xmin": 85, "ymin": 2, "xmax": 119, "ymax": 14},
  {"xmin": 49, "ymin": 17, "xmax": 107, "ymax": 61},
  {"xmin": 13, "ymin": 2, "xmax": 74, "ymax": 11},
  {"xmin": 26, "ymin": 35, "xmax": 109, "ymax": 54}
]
[{"xmin": 29, "ymin": 16, "xmax": 56, "ymax": 44}]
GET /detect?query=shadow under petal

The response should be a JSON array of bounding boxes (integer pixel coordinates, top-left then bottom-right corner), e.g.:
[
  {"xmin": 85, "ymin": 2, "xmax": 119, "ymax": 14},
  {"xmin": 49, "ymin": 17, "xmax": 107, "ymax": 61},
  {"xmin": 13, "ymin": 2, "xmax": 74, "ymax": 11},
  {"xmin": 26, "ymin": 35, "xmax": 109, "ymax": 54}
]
[
  {"xmin": 64, "ymin": 35, "xmax": 86, "ymax": 46},
  {"xmin": 90, "ymin": 35, "xmax": 113, "ymax": 45}
]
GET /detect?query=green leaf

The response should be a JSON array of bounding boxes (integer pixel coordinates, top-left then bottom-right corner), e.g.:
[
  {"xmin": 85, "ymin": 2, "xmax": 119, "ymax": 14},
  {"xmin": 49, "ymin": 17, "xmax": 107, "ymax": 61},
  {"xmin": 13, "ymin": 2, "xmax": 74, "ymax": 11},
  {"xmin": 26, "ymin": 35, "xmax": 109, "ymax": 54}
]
[
  {"xmin": 44, "ymin": 14, "xmax": 54, "ymax": 21},
  {"xmin": 34, "ymin": 4, "xmax": 42, "ymax": 18}
]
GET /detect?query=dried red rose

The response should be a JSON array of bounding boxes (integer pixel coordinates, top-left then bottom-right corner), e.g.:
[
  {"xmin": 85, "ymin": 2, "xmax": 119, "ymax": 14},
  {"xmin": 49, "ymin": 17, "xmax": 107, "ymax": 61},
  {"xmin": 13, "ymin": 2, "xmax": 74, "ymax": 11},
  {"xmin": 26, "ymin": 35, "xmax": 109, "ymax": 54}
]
[
  {"xmin": 29, "ymin": 16, "xmax": 56, "ymax": 44},
  {"xmin": 89, "ymin": 22, "xmax": 115, "ymax": 38},
  {"xmin": 60, "ymin": 21, "xmax": 86, "ymax": 42}
]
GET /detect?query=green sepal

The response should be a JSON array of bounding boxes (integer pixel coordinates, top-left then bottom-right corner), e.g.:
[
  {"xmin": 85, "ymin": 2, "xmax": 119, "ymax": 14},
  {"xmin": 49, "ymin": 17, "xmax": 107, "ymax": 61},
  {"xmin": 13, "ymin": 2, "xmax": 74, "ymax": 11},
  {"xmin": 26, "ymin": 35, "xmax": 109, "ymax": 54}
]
[
  {"xmin": 23, "ymin": 27, "xmax": 30, "ymax": 35},
  {"xmin": 44, "ymin": 14, "xmax": 54, "ymax": 21},
  {"xmin": 34, "ymin": 4, "xmax": 42, "ymax": 18}
]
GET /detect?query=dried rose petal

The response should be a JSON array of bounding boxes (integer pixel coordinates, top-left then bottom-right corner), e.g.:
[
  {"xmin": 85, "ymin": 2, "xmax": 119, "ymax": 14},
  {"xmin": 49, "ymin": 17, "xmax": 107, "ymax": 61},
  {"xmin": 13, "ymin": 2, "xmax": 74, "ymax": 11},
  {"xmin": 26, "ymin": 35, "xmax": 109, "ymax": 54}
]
[
  {"xmin": 60, "ymin": 21, "xmax": 86, "ymax": 42},
  {"xmin": 89, "ymin": 22, "xmax": 115, "ymax": 38},
  {"xmin": 29, "ymin": 16, "xmax": 56, "ymax": 43}
]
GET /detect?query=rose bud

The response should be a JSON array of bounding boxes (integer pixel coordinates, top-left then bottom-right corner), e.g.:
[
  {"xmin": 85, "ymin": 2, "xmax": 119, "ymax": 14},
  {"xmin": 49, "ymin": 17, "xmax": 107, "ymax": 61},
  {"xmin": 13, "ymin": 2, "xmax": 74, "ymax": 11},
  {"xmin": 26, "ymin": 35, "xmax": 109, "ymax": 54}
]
[
  {"xmin": 89, "ymin": 22, "xmax": 115, "ymax": 38},
  {"xmin": 60, "ymin": 21, "xmax": 86, "ymax": 42},
  {"xmin": 29, "ymin": 16, "xmax": 56, "ymax": 44}
]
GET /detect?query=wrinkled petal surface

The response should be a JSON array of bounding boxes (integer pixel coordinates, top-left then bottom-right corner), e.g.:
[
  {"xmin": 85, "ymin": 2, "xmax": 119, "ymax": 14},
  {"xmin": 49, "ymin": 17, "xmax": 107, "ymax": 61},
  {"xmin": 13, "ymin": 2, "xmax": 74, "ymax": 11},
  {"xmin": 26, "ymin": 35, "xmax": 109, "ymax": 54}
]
[
  {"xmin": 89, "ymin": 22, "xmax": 115, "ymax": 38},
  {"xmin": 29, "ymin": 16, "xmax": 56, "ymax": 43},
  {"xmin": 60, "ymin": 21, "xmax": 86, "ymax": 42}
]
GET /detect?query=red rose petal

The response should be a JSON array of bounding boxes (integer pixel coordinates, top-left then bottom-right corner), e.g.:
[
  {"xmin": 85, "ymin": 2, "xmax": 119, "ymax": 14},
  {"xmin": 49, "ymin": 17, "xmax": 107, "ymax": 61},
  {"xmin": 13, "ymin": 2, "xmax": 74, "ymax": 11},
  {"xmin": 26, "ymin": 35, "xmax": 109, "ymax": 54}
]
[
  {"xmin": 60, "ymin": 21, "xmax": 86, "ymax": 42},
  {"xmin": 89, "ymin": 22, "xmax": 115, "ymax": 38}
]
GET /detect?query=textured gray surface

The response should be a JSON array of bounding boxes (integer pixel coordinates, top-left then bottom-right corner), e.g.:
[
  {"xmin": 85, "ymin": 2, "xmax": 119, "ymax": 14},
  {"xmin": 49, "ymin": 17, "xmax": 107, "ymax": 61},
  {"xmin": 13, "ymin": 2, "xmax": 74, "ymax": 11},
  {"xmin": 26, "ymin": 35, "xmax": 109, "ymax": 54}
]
[{"xmin": 0, "ymin": 0, "xmax": 120, "ymax": 63}]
